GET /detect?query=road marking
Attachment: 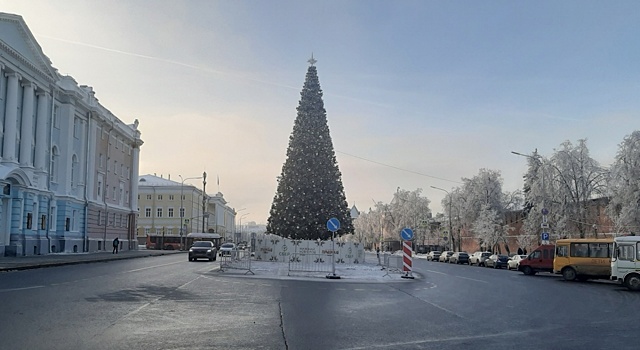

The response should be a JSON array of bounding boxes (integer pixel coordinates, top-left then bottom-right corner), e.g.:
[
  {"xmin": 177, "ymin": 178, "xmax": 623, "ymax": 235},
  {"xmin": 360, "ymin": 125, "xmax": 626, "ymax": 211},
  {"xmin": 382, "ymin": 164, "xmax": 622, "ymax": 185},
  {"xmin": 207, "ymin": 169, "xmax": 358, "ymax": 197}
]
[
  {"xmin": 123, "ymin": 261, "xmax": 183, "ymax": 273},
  {"xmin": 340, "ymin": 329, "xmax": 548, "ymax": 350},
  {"xmin": 426, "ymin": 270, "xmax": 447, "ymax": 275},
  {"xmin": 456, "ymin": 276, "xmax": 489, "ymax": 284},
  {"xmin": 0, "ymin": 285, "xmax": 45, "ymax": 293}
]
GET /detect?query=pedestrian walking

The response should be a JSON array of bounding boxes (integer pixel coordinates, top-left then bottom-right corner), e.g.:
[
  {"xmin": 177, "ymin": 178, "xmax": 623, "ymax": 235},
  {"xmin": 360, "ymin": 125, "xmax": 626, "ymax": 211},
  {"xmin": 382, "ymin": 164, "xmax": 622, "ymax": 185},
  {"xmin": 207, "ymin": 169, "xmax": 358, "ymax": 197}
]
[{"xmin": 112, "ymin": 237, "xmax": 119, "ymax": 254}]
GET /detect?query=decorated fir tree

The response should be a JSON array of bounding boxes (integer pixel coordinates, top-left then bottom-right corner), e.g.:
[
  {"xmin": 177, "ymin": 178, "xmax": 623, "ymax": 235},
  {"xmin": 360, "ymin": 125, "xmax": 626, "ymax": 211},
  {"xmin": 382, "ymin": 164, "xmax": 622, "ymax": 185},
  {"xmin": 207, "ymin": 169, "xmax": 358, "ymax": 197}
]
[{"xmin": 266, "ymin": 56, "xmax": 354, "ymax": 240}]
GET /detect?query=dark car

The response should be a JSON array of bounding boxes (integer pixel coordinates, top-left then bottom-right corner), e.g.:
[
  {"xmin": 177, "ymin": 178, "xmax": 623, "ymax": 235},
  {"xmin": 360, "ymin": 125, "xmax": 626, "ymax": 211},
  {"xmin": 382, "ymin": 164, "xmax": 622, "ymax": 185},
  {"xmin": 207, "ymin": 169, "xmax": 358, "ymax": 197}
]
[
  {"xmin": 188, "ymin": 241, "xmax": 217, "ymax": 261},
  {"xmin": 485, "ymin": 254, "xmax": 509, "ymax": 269},
  {"xmin": 449, "ymin": 252, "xmax": 470, "ymax": 264}
]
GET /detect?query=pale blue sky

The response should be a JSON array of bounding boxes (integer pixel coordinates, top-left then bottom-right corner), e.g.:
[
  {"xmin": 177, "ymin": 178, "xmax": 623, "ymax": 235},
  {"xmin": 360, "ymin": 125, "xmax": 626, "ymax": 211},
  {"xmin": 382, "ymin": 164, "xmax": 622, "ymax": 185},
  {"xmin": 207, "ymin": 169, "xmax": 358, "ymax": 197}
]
[{"xmin": 2, "ymin": 1, "xmax": 639, "ymax": 224}]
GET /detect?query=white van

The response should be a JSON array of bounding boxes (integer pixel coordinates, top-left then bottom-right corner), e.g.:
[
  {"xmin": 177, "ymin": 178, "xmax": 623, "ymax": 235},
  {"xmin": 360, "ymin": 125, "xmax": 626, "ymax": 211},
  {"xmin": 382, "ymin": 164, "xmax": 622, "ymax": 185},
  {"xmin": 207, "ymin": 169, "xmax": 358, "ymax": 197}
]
[{"xmin": 611, "ymin": 235, "xmax": 640, "ymax": 291}]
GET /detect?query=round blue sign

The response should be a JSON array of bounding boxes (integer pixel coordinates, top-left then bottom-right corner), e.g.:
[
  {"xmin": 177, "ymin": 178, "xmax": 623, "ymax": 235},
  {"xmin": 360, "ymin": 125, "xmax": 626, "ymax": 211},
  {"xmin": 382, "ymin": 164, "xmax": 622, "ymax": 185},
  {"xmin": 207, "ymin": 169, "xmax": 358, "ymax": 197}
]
[
  {"xmin": 400, "ymin": 227, "xmax": 414, "ymax": 241},
  {"xmin": 327, "ymin": 218, "xmax": 340, "ymax": 232}
]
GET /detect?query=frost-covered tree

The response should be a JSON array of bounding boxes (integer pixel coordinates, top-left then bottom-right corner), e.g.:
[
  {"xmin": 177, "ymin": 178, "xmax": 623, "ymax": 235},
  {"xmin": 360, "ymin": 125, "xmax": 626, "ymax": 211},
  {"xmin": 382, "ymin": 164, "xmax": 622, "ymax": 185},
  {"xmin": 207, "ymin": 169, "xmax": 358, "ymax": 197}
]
[
  {"xmin": 353, "ymin": 209, "xmax": 379, "ymax": 247},
  {"xmin": 472, "ymin": 204, "xmax": 506, "ymax": 252},
  {"xmin": 388, "ymin": 188, "xmax": 431, "ymax": 236},
  {"xmin": 267, "ymin": 58, "xmax": 353, "ymax": 240},
  {"xmin": 606, "ymin": 130, "xmax": 640, "ymax": 234},
  {"xmin": 455, "ymin": 168, "xmax": 520, "ymax": 251},
  {"xmin": 549, "ymin": 139, "xmax": 607, "ymax": 238}
]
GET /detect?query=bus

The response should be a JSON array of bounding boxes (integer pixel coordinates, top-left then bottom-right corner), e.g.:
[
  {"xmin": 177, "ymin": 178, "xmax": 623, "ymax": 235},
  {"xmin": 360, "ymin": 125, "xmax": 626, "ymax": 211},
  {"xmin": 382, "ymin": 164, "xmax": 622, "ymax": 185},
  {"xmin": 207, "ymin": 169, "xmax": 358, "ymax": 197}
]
[
  {"xmin": 146, "ymin": 235, "xmax": 181, "ymax": 250},
  {"xmin": 554, "ymin": 238, "xmax": 613, "ymax": 281},
  {"xmin": 611, "ymin": 235, "xmax": 640, "ymax": 291},
  {"xmin": 186, "ymin": 232, "xmax": 222, "ymax": 250}
]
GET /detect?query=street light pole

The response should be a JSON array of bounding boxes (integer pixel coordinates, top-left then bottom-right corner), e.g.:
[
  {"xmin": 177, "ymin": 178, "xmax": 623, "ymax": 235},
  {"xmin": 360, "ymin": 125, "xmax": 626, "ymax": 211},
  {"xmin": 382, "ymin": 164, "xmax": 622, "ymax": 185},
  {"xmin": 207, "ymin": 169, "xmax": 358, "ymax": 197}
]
[
  {"xmin": 238, "ymin": 213, "xmax": 249, "ymax": 243},
  {"xmin": 202, "ymin": 172, "xmax": 207, "ymax": 233},
  {"xmin": 179, "ymin": 174, "xmax": 203, "ymax": 250},
  {"xmin": 431, "ymin": 186, "xmax": 453, "ymax": 251},
  {"xmin": 512, "ymin": 150, "xmax": 548, "ymax": 244}
]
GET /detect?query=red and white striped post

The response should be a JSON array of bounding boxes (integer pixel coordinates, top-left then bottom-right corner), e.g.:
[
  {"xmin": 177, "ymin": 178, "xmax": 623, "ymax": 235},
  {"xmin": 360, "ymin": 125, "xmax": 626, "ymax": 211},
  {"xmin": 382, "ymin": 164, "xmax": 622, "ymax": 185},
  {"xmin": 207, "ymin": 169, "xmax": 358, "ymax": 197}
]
[{"xmin": 402, "ymin": 240, "xmax": 414, "ymax": 279}]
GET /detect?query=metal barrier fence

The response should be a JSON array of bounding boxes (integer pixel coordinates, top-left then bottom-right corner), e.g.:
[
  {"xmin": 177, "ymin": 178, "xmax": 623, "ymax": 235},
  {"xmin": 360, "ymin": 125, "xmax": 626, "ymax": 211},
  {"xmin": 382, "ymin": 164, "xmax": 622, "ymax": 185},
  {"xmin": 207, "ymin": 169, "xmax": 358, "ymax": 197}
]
[
  {"xmin": 288, "ymin": 253, "xmax": 333, "ymax": 276},
  {"xmin": 219, "ymin": 249, "xmax": 254, "ymax": 274},
  {"xmin": 383, "ymin": 254, "xmax": 403, "ymax": 277}
]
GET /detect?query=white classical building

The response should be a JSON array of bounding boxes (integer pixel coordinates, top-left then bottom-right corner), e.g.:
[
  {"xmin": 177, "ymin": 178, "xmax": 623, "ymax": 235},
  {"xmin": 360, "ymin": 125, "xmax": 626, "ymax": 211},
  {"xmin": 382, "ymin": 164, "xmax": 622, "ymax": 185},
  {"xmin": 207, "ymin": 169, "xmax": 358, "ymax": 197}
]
[{"xmin": 0, "ymin": 13, "xmax": 143, "ymax": 256}]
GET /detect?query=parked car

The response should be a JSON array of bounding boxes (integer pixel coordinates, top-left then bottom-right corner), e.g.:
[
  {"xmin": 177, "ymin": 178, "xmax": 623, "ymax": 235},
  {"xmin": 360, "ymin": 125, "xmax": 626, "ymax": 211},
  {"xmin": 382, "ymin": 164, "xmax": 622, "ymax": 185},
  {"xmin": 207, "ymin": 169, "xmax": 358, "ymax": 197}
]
[
  {"xmin": 485, "ymin": 254, "xmax": 509, "ymax": 269},
  {"xmin": 188, "ymin": 241, "xmax": 217, "ymax": 261},
  {"xmin": 507, "ymin": 254, "xmax": 528, "ymax": 270},
  {"xmin": 219, "ymin": 242, "xmax": 236, "ymax": 257},
  {"xmin": 518, "ymin": 244, "xmax": 556, "ymax": 275},
  {"xmin": 426, "ymin": 251, "xmax": 442, "ymax": 261},
  {"xmin": 439, "ymin": 251, "xmax": 454, "ymax": 262},
  {"xmin": 469, "ymin": 251, "xmax": 492, "ymax": 266},
  {"xmin": 449, "ymin": 252, "xmax": 470, "ymax": 264}
]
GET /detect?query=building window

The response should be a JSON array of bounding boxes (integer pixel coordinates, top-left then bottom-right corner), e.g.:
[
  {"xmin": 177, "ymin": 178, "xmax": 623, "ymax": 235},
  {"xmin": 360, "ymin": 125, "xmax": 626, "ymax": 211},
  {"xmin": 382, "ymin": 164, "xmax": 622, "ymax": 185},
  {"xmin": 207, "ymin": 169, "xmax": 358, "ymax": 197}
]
[
  {"xmin": 40, "ymin": 215, "xmax": 46, "ymax": 230},
  {"xmin": 158, "ymin": 195, "xmax": 163, "ymax": 201},
  {"xmin": 71, "ymin": 154, "xmax": 78, "ymax": 187},
  {"xmin": 157, "ymin": 208, "xmax": 163, "ymax": 218},
  {"xmin": 53, "ymin": 105, "xmax": 60, "ymax": 129},
  {"xmin": 145, "ymin": 208, "xmax": 151, "ymax": 218},
  {"xmin": 146, "ymin": 194, "xmax": 152, "ymax": 200},
  {"xmin": 180, "ymin": 208, "xmax": 185, "ymax": 218},
  {"xmin": 97, "ymin": 179, "xmax": 103, "ymax": 200},
  {"xmin": 99, "ymin": 153, "xmax": 104, "ymax": 168},
  {"xmin": 169, "ymin": 195, "xmax": 174, "ymax": 201},
  {"xmin": 73, "ymin": 117, "xmax": 80, "ymax": 138},
  {"xmin": 50, "ymin": 146, "xmax": 58, "ymax": 183},
  {"xmin": 168, "ymin": 208, "xmax": 174, "ymax": 218},
  {"xmin": 26, "ymin": 213, "xmax": 32, "ymax": 229},
  {"xmin": 98, "ymin": 211, "xmax": 102, "ymax": 225}
]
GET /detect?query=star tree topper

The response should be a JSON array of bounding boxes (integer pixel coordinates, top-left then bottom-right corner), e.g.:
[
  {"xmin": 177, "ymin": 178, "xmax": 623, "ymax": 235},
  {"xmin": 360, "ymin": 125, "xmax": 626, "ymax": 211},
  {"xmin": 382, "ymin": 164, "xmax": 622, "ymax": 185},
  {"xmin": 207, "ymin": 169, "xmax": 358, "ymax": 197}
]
[{"xmin": 308, "ymin": 53, "xmax": 317, "ymax": 66}]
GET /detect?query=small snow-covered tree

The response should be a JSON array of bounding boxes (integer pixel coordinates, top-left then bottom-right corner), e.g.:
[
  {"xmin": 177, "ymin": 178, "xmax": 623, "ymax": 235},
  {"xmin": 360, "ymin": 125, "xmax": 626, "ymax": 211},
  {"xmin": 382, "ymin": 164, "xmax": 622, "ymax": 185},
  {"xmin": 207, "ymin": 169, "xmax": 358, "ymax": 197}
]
[{"xmin": 606, "ymin": 130, "xmax": 640, "ymax": 234}]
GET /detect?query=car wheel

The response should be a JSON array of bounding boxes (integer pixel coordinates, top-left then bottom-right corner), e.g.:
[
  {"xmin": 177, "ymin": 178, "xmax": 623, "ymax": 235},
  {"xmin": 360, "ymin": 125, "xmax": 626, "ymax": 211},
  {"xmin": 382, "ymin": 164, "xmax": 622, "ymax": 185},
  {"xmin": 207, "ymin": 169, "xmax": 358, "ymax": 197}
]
[
  {"xmin": 562, "ymin": 267, "xmax": 577, "ymax": 281},
  {"xmin": 522, "ymin": 266, "xmax": 533, "ymax": 275}
]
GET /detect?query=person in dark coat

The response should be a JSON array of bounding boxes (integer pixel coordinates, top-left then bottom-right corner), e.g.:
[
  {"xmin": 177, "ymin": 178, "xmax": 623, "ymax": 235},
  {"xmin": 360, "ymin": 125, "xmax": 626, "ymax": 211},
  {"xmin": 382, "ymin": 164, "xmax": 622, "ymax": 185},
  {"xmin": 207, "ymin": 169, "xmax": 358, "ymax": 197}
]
[{"xmin": 112, "ymin": 237, "xmax": 119, "ymax": 254}]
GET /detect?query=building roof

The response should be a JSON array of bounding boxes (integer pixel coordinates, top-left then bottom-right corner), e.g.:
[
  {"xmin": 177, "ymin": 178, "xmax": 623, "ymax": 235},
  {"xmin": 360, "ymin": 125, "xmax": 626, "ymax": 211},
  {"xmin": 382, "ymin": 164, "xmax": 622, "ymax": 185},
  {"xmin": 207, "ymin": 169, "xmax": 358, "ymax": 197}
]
[{"xmin": 138, "ymin": 174, "xmax": 180, "ymax": 187}]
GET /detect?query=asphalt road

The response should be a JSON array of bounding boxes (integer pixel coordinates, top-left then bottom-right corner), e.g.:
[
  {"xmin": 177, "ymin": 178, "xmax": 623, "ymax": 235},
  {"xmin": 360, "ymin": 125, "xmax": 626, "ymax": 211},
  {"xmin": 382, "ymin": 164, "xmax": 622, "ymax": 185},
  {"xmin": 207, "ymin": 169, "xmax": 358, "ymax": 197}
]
[{"xmin": 1, "ymin": 253, "xmax": 638, "ymax": 350}]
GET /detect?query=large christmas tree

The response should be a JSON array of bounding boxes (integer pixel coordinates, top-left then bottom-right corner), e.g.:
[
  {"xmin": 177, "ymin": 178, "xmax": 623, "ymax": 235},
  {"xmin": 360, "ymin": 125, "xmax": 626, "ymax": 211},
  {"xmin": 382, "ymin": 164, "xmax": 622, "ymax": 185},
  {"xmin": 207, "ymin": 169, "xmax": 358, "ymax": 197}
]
[{"xmin": 267, "ymin": 56, "xmax": 354, "ymax": 240}]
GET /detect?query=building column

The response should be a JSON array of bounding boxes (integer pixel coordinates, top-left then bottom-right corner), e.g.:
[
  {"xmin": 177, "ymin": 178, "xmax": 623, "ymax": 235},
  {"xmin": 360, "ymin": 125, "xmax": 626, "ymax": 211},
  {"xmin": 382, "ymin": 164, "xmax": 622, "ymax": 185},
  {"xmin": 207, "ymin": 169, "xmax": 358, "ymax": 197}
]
[
  {"xmin": 3, "ymin": 72, "xmax": 21, "ymax": 163},
  {"xmin": 19, "ymin": 81, "xmax": 36, "ymax": 167},
  {"xmin": 34, "ymin": 91, "xmax": 50, "ymax": 173}
]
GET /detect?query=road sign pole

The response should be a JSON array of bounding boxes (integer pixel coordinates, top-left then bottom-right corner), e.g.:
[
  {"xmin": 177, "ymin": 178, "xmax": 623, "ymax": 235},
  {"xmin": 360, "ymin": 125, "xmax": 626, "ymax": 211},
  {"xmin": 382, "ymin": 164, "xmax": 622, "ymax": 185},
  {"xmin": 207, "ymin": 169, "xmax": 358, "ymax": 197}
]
[
  {"xmin": 400, "ymin": 227, "xmax": 415, "ymax": 279},
  {"xmin": 326, "ymin": 218, "xmax": 341, "ymax": 279}
]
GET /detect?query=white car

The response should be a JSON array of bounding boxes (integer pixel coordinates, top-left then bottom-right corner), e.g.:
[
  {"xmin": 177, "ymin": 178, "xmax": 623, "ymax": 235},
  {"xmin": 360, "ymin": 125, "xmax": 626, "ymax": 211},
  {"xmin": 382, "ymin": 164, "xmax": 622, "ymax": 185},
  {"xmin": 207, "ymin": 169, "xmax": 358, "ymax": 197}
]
[
  {"xmin": 507, "ymin": 254, "xmax": 528, "ymax": 270},
  {"xmin": 219, "ymin": 242, "xmax": 236, "ymax": 257}
]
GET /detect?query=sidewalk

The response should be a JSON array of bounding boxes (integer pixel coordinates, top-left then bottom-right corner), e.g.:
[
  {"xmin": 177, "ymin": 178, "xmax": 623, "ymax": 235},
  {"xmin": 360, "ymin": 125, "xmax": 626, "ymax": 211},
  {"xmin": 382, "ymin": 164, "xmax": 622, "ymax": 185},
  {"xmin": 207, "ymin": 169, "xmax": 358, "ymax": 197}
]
[{"xmin": 0, "ymin": 249, "xmax": 184, "ymax": 272}]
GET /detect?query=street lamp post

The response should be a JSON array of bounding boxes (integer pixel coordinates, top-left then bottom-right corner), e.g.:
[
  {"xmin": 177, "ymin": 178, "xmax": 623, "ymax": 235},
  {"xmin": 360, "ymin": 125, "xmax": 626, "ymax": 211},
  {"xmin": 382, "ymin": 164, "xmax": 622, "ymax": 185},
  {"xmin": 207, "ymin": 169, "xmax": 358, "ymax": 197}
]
[
  {"xmin": 202, "ymin": 172, "xmax": 207, "ymax": 233},
  {"xmin": 512, "ymin": 150, "xmax": 548, "ymax": 244},
  {"xmin": 179, "ymin": 174, "xmax": 204, "ymax": 250},
  {"xmin": 238, "ymin": 213, "xmax": 249, "ymax": 243},
  {"xmin": 431, "ymin": 186, "xmax": 453, "ymax": 251}
]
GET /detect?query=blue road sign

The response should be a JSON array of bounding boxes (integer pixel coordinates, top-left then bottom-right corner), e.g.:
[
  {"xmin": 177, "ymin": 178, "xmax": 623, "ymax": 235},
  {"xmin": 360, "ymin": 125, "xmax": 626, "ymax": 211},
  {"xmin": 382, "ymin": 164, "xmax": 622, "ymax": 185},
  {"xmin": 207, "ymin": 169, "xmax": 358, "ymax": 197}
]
[
  {"xmin": 541, "ymin": 232, "xmax": 549, "ymax": 241},
  {"xmin": 401, "ymin": 227, "xmax": 414, "ymax": 241},
  {"xmin": 327, "ymin": 218, "xmax": 340, "ymax": 232}
]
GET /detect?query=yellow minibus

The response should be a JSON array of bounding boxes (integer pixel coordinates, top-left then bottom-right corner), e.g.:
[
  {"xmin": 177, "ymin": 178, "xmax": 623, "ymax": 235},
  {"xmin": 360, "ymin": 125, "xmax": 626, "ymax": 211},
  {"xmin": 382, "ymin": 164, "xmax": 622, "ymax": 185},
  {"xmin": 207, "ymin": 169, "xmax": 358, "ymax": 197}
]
[{"xmin": 554, "ymin": 238, "xmax": 613, "ymax": 281}]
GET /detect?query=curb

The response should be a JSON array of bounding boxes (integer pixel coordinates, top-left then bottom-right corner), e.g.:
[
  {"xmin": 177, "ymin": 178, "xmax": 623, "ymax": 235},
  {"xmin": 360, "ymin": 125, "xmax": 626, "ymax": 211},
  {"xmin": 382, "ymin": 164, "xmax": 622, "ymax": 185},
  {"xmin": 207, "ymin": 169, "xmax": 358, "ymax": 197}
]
[{"xmin": 0, "ymin": 251, "xmax": 184, "ymax": 272}]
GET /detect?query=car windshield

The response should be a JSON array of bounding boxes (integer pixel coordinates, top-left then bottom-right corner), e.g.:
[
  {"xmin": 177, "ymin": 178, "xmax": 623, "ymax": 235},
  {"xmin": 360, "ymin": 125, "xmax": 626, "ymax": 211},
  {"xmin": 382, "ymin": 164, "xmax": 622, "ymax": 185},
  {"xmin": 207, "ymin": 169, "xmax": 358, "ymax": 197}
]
[
  {"xmin": 192, "ymin": 241, "xmax": 213, "ymax": 247},
  {"xmin": 221, "ymin": 243, "xmax": 234, "ymax": 248}
]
